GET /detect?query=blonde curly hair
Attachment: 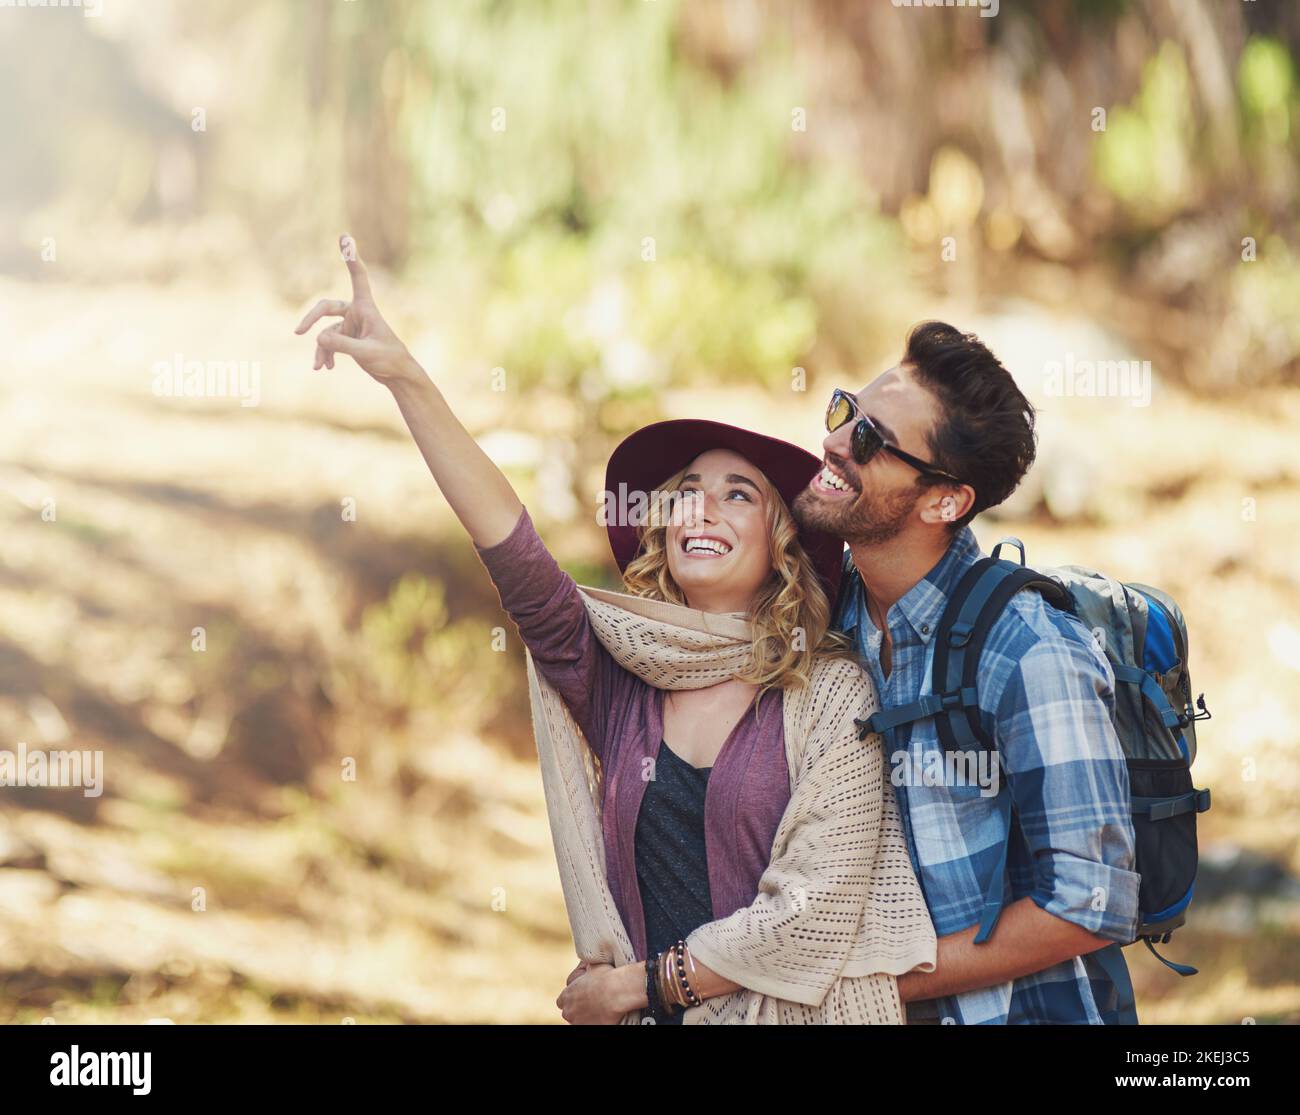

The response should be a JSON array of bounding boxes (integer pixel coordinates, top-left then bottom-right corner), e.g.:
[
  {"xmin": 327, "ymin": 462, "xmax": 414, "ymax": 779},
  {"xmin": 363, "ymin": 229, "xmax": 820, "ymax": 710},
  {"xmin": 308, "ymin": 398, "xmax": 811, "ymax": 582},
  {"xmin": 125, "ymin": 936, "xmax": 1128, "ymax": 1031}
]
[{"xmin": 620, "ymin": 462, "xmax": 851, "ymax": 693}]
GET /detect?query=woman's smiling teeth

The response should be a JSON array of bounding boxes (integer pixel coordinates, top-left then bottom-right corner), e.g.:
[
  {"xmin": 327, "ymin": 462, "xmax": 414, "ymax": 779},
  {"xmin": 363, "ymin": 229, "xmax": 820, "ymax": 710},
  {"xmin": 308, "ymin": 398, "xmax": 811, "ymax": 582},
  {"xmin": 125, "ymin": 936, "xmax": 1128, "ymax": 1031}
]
[{"xmin": 683, "ymin": 536, "xmax": 732, "ymax": 557}]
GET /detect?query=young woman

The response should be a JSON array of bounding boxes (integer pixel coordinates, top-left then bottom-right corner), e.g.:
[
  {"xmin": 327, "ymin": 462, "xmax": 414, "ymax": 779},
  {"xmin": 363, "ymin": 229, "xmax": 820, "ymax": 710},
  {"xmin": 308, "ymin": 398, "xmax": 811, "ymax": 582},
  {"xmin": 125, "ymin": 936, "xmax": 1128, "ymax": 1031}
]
[{"xmin": 296, "ymin": 235, "xmax": 936, "ymax": 1024}]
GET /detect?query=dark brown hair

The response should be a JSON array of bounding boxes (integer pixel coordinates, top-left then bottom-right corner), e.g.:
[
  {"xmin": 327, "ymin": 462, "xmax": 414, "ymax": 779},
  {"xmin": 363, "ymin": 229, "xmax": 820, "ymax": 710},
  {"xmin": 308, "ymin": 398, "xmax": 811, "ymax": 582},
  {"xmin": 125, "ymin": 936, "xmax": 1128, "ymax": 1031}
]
[{"xmin": 902, "ymin": 320, "xmax": 1037, "ymax": 531}]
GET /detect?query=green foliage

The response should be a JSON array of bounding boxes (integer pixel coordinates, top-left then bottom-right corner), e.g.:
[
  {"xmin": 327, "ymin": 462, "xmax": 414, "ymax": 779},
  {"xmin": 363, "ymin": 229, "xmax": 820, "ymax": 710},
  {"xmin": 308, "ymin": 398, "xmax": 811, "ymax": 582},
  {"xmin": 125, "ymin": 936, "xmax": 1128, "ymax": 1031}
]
[
  {"xmin": 344, "ymin": 572, "xmax": 501, "ymax": 723},
  {"xmin": 384, "ymin": 0, "xmax": 895, "ymax": 405},
  {"xmin": 1240, "ymin": 36, "xmax": 1294, "ymax": 117},
  {"xmin": 1094, "ymin": 41, "xmax": 1193, "ymax": 220},
  {"xmin": 1240, "ymin": 36, "xmax": 1294, "ymax": 147}
]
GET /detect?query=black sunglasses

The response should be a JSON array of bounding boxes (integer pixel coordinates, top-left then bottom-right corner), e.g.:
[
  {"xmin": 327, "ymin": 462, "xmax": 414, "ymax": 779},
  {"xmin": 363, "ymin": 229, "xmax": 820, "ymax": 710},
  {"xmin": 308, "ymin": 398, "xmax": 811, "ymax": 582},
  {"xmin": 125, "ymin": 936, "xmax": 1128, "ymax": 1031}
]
[{"xmin": 825, "ymin": 388, "xmax": 966, "ymax": 486}]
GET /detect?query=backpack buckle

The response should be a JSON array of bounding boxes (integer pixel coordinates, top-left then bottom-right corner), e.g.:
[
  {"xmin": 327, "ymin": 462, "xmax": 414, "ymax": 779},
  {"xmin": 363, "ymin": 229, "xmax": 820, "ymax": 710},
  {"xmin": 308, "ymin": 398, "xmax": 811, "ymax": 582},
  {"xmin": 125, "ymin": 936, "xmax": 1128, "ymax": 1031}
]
[{"xmin": 948, "ymin": 622, "xmax": 975, "ymax": 648}]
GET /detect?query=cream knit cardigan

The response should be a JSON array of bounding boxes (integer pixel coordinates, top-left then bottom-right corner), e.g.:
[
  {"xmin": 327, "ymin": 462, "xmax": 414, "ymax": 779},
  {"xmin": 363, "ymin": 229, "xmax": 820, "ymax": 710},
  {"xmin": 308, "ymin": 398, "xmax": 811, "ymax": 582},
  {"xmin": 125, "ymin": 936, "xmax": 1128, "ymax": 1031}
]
[{"xmin": 525, "ymin": 584, "xmax": 937, "ymax": 1024}]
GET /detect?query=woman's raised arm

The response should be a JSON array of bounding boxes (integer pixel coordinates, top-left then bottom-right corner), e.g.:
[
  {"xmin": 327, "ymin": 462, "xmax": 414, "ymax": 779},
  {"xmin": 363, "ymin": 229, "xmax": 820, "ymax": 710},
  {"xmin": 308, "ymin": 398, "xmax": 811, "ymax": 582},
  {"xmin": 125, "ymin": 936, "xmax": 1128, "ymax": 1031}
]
[
  {"xmin": 294, "ymin": 234, "xmax": 522, "ymax": 549},
  {"xmin": 296, "ymin": 235, "xmax": 623, "ymax": 756}
]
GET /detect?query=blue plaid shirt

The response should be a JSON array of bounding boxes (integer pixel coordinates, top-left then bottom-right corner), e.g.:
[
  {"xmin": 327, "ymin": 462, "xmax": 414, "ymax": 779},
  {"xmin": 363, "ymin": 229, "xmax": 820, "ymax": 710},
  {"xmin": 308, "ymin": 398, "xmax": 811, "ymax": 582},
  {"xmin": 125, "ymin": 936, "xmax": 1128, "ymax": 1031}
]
[{"xmin": 832, "ymin": 527, "xmax": 1140, "ymax": 1024}]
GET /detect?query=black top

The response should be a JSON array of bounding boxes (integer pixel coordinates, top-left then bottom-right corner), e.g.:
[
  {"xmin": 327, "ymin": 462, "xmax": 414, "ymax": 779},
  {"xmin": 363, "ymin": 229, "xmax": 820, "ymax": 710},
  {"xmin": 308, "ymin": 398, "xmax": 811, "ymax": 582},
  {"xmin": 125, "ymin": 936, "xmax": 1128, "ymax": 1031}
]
[{"xmin": 634, "ymin": 738, "xmax": 713, "ymax": 1024}]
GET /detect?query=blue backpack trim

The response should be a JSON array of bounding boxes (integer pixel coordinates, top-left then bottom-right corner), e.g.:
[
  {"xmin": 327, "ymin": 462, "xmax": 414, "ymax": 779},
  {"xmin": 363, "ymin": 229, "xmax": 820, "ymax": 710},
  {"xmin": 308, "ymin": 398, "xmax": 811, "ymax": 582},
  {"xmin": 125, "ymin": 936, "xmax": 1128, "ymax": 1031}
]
[{"xmin": 1135, "ymin": 592, "xmax": 1191, "ymax": 761}]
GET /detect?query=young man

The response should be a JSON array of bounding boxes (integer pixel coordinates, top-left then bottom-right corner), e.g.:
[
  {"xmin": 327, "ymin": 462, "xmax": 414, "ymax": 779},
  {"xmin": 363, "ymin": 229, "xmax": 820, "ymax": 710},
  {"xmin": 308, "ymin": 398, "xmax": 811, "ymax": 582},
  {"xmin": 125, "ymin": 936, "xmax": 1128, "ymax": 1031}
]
[{"xmin": 792, "ymin": 321, "xmax": 1140, "ymax": 1024}]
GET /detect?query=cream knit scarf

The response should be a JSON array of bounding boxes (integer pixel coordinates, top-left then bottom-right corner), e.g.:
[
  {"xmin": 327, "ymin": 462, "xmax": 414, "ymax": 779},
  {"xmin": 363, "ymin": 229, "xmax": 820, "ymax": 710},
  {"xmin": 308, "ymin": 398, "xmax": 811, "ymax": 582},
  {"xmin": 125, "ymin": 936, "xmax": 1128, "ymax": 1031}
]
[{"xmin": 525, "ymin": 584, "xmax": 937, "ymax": 1025}]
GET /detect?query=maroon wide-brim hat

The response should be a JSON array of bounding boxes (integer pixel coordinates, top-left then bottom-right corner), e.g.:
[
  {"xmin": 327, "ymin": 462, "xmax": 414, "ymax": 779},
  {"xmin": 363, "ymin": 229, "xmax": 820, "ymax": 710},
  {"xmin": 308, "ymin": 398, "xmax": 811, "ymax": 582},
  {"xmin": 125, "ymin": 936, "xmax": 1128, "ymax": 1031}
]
[{"xmin": 603, "ymin": 419, "xmax": 845, "ymax": 601}]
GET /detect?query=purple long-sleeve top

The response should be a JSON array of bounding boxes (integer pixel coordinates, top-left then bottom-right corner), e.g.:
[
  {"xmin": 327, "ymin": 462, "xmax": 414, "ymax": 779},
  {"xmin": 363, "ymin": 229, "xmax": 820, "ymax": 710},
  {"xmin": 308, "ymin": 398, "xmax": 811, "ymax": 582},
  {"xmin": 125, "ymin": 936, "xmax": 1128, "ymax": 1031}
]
[{"xmin": 475, "ymin": 506, "xmax": 792, "ymax": 963}]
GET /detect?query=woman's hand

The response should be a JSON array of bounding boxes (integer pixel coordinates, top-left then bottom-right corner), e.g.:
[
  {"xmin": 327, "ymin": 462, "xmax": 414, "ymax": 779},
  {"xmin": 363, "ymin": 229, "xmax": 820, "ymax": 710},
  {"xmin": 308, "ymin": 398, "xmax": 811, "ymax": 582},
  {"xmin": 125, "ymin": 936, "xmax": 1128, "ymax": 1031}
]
[
  {"xmin": 294, "ymin": 233, "xmax": 421, "ymax": 386},
  {"xmin": 564, "ymin": 959, "xmax": 592, "ymax": 985},
  {"xmin": 555, "ymin": 961, "xmax": 641, "ymax": 1025},
  {"xmin": 292, "ymin": 234, "xmax": 522, "ymax": 548}
]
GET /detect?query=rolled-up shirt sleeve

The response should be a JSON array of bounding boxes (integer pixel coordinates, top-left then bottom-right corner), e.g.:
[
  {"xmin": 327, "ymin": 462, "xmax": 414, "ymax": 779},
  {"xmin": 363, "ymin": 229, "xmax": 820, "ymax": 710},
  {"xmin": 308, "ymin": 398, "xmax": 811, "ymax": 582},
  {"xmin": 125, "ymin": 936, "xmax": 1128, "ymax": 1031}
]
[
  {"xmin": 473, "ymin": 505, "xmax": 616, "ymax": 759},
  {"xmin": 993, "ymin": 633, "xmax": 1140, "ymax": 944}
]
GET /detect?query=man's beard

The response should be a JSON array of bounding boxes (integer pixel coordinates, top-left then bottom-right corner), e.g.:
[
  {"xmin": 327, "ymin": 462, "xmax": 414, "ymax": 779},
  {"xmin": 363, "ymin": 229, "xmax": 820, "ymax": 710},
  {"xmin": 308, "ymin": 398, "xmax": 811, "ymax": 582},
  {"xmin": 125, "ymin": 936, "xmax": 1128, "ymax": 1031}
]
[{"xmin": 792, "ymin": 482, "xmax": 919, "ymax": 547}]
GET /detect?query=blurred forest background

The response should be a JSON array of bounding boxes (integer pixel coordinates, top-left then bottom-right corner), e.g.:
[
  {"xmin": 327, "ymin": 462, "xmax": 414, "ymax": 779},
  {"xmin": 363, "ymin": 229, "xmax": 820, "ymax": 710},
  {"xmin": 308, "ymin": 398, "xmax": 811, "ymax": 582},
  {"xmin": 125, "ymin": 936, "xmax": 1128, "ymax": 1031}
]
[{"xmin": 1, "ymin": 0, "xmax": 1298, "ymax": 1024}]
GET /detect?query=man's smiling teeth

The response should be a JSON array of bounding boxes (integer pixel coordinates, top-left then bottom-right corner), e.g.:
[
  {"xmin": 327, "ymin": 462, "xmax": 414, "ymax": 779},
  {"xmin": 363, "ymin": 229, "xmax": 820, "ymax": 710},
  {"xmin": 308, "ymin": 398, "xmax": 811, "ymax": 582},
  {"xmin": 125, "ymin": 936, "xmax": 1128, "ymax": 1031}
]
[
  {"xmin": 684, "ymin": 537, "xmax": 732, "ymax": 555},
  {"xmin": 818, "ymin": 465, "xmax": 851, "ymax": 492}
]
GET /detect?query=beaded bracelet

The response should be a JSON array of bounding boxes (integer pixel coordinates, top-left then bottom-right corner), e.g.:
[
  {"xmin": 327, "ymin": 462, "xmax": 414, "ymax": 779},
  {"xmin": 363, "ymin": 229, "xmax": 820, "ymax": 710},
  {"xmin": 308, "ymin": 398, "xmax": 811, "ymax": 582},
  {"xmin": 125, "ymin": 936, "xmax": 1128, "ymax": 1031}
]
[
  {"xmin": 656, "ymin": 940, "xmax": 699, "ymax": 1010},
  {"xmin": 673, "ymin": 940, "xmax": 702, "ymax": 1007}
]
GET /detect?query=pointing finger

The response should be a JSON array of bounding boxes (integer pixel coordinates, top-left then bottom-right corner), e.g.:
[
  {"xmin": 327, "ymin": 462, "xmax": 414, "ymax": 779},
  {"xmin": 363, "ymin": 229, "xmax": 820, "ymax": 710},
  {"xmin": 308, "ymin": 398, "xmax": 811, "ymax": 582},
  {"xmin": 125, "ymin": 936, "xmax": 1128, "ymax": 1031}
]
[
  {"xmin": 339, "ymin": 233, "xmax": 373, "ymax": 303},
  {"xmin": 295, "ymin": 299, "xmax": 348, "ymax": 334}
]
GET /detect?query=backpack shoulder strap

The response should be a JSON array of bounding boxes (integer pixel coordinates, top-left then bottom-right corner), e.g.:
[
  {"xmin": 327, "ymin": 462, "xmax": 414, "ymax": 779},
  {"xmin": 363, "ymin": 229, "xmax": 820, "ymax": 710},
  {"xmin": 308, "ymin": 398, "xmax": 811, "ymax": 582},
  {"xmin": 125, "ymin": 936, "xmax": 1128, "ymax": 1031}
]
[
  {"xmin": 934, "ymin": 558, "xmax": 1074, "ymax": 752},
  {"xmin": 944, "ymin": 559, "xmax": 1073, "ymax": 944},
  {"xmin": 858, "ymin": 560, "xmax": 994, "ymax": 738},
  {"xmin": 858, "ymin": 554, "xmax": 1071, "ymax": 745},
  {"xmin": 1094, "ymin": 942, "xmax": 1140, "ymax": 1024}
]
